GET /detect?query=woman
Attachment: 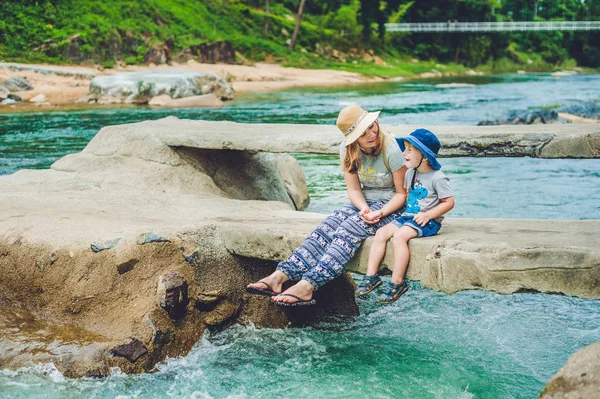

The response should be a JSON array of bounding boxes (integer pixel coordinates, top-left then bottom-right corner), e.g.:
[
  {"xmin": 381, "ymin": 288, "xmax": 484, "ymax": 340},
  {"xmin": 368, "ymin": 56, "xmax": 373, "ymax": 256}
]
[{"xmin": 246, "ymin": 104, "xmax": 407, "ymax": 306}]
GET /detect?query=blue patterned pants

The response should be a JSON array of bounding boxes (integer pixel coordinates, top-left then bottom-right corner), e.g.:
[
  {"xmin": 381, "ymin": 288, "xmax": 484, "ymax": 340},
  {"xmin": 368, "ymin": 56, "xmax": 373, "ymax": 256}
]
[{"xmin": 277, "ymin": 200, "xmax": 404, "ymax": 290}]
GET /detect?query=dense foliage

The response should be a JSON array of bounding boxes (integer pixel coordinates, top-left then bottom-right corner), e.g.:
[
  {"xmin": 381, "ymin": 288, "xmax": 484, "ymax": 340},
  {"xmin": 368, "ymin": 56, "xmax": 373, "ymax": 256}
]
[{"xmin": 0, "ymin": 0, "xmax": 597, "ymax": 70}]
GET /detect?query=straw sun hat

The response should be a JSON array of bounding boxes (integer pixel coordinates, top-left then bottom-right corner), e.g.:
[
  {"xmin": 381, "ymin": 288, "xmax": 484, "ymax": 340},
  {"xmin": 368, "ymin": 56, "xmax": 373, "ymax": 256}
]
[{"xmin": 336, "ymin": 105, "xmax": 380, "ymax": 145}]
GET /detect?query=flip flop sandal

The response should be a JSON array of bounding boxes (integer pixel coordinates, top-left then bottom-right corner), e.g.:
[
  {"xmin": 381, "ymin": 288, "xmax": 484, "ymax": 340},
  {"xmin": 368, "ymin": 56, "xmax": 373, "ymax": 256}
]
[
  {"xmin": 245, "ymin": 281, "xmax": 279, "ymax": 297},
  {"xmin": 356, "ymin": 275, "xmax": 383, "ymax": 297},
  {"xmin": 378, "ymin": 281, "xmax": 409, "ymax": 304},
  {"xmin": 270, "ymin": 293, "xmax": 316, "ymax": 307}
]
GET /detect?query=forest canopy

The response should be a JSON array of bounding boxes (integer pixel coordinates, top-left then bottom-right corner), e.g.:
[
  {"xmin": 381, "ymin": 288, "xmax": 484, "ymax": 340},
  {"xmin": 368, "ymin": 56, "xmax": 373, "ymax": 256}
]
[{"xmin": 0, "ymin": 0, "xmax": 598, "ymax": 69}]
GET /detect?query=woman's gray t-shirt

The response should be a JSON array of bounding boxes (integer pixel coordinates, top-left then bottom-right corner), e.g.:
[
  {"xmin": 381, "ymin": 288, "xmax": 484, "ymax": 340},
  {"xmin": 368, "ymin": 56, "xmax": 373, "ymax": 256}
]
[{"xmin": 339, "ymin": 136, "xmax": 404, "ymax": 202}]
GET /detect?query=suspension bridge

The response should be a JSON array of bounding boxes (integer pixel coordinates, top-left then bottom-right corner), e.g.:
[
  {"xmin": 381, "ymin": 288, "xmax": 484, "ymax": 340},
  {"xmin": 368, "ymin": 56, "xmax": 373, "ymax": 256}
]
[{"xmin": 385, "ymin": 21, "xmax": 600, "ymax": 32}]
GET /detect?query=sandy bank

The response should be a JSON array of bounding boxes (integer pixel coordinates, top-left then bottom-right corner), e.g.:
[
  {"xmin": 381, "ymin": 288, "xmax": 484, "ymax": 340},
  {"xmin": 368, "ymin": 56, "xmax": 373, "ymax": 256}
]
[{"xmin": 0, "ymin": 61, "xmax": 382, "ymax": 108}]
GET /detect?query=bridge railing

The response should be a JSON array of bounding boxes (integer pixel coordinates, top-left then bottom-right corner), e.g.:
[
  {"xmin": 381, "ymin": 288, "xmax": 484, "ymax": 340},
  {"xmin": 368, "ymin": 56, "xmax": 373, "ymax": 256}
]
[{"xmin": 385, "ymin": 21, "xmax": 600, "ymax": 32}]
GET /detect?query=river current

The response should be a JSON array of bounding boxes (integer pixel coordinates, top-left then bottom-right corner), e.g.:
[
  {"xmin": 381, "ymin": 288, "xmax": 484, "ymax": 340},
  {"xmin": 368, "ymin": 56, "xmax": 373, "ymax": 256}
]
[{"xmin": 0, "ymin": 73, "xmax": 599, "ymax": 398}]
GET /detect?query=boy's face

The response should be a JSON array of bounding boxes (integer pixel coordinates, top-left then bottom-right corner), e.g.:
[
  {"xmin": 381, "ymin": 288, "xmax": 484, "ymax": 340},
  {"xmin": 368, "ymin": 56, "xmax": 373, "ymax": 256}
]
[{"xmin": 403, "ymin": 141, "xmax": 424, "ymax": 169}]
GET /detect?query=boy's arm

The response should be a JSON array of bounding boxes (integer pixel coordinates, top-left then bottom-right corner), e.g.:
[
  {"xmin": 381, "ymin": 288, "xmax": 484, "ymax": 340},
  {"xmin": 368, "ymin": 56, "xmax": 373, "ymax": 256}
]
[{"xmin": 413, "ymin": 196, "xmax": 455, "ymax": 227}]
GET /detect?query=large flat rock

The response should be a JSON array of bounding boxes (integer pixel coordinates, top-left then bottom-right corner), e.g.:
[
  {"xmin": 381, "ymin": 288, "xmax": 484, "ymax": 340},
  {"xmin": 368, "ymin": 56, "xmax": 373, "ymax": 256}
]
[
  {"xmin": 160, "ymin": 119, "xmax": 600, "ymax": 158},
  {"xmin": 220, "ymin": 215, "xmax": 600, "ymax": 299}
]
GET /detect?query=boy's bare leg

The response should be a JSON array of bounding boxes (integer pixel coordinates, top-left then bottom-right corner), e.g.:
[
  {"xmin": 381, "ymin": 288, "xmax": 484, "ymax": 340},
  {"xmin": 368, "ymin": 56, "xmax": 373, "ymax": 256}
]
[
  {"xmin": 246, "ymin": 270, "xmax": 289, "ymax": 294},
  {"xmin": 390, "ymin": 226, "xmax": 418, "ymax": 284},
  {"xmin": 366, "ymin": 223, "xmax": 399, "ymax": 276}
]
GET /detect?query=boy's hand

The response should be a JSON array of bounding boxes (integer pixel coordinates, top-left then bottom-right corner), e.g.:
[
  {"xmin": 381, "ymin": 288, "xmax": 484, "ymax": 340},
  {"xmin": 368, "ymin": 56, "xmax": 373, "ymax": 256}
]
[{"xmin": 413, "ymin": 212, "xmax": 431, "ymax": 227}]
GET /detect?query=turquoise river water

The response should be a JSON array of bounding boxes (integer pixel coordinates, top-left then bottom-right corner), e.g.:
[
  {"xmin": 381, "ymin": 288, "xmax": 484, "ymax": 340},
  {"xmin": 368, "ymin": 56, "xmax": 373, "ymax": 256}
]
[{"xmin": 0, "ymin": 73, "xmax": 599, "ymax": 398}]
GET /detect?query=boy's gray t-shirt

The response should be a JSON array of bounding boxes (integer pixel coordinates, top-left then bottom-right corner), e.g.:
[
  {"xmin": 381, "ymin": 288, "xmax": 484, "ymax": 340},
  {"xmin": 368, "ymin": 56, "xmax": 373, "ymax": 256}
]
[
  {"xmin": 403, "ymin": 169, "xmax": 453, "ymax": 223},
  {"xmin": 339, "ymin": 137, "xmax": 404, "ymax": 201}
]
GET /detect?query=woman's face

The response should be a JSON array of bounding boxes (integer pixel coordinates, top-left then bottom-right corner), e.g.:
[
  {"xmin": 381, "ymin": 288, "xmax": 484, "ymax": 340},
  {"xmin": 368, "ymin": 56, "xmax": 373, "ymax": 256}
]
[{"xmin": 356, "ymin": 121, "xmax": 379, "ymax": 149}]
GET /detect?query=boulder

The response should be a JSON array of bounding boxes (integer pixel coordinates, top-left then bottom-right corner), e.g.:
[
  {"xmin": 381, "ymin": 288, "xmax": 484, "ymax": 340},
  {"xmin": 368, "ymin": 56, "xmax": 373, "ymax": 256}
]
[
  {"xmin": 87, "ymin": 70, "xmax": 235, "ymax": 104},
  {"xmin": 3, "ymin": 76, "xmax": 33, "ymax": 91},
  {"xmin": 540, "ymin": 341, "xmax": 600, "ymax": 399}
]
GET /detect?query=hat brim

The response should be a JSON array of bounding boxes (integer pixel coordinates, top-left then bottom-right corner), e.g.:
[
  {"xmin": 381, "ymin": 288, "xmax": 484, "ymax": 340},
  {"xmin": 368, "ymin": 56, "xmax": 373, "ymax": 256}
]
[
  {"xmin": 344, "ymin": 111, "xmax": 380, "ymax": 145},
  {"xmin": 399, "ymin": 136, "xmax": 441, "ymax": 169}
]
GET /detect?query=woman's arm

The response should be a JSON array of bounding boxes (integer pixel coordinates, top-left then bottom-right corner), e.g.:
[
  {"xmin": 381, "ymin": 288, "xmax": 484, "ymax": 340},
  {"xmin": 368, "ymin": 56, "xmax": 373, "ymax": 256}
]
[
  {"xmin": 343, "ymin": 171, "xmax": 369, "ymax": 212},
  {"xmin": 362, "ymin": 166, "xmax": 408, "ymax": 223}
]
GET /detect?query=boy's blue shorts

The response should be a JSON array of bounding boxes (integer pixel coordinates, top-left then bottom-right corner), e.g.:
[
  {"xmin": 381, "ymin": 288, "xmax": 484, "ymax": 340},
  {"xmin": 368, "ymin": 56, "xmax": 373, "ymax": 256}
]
[{"xmin": 391, "ymin": 215, "xmax": 441, "ymax": 238}]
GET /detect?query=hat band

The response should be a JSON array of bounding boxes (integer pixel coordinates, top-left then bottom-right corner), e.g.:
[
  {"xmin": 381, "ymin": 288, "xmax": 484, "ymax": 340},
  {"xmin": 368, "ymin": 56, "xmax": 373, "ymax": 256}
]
[{"xmin": 342, "ymin": 110, "xmax": 369, "ymax": 137}]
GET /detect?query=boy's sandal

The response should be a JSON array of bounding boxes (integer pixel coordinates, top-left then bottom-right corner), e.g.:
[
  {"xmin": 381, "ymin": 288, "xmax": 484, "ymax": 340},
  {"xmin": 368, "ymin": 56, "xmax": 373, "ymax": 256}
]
[
  {"xmin": 378, "ymin": 281, "xmax": 409, "ymax": 304},
  {"xmin": 356, "ymin": 275, "xmax": 383, "ymax": 297}
]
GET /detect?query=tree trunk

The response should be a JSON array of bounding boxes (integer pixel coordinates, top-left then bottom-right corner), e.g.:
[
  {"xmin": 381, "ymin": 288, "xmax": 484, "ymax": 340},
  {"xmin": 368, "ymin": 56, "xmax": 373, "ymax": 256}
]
[
  {"xmin": 290, "ymin": 0, "xmax": 307, "ymax": 50},
  {"xmin": 533, "ymin": 0, "xmax": 539, "ymax": 19},
  {"xmin": 264, "ymin": 0, "xmax": 270, "ymax": 37}
]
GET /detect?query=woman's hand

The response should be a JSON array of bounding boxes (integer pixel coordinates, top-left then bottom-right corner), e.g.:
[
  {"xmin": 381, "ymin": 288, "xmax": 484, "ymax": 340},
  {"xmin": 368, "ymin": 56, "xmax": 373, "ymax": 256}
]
[{"xmin": 361, "ymin": 209, "xmax": 383, "ymax": 224}]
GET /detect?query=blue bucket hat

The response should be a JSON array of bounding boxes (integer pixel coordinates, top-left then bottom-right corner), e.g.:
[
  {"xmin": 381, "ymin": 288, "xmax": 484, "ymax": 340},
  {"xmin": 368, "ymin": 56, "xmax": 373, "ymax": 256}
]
[{"xmin": 398, "ymin": 128, "xmax": 442, "ymax": 170}]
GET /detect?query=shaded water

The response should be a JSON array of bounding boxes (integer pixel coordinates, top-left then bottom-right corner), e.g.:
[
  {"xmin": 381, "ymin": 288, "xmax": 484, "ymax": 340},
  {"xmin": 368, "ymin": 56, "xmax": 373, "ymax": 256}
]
[{"xmin": 0, "ymin": 73, "xmax": 599, "ymax": 398}]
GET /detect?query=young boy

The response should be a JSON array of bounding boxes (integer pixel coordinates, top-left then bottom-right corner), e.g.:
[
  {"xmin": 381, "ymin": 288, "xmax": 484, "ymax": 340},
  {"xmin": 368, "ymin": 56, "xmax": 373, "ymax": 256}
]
[{"xmin": 356, "ymin": 128, "xmax": 455, "ymax": 303}]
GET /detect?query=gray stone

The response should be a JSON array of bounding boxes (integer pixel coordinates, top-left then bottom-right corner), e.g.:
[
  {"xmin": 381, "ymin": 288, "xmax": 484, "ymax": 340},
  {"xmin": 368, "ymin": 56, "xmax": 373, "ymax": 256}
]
[
  {"xmin": 3, "ymin": 77, "xmax": 33, "ymax": 91},
  {"xmin": 540, "ymin": 341, "xmax": 600, "ymax": 399},
  {"xmin": 91, "ymin": 238, "xmax": 121, "ymax": 252},
  {"xmin": 88, "ymin": 71, "xmax": 235, "ymax": 104},
  {"xmin": 137, "ymin": 233, "xmax": 170, "ymax": 245}
]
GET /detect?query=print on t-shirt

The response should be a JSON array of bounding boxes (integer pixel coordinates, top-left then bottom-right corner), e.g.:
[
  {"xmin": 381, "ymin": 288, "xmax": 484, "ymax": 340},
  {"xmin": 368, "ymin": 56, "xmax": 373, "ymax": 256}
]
[
  {"xmin": 406, "ymin": 180, "xmax": 428, "ymax": 214},
  {"xmin": 358, "ymin": 165, "xmax": 387, "ymax": 187}
]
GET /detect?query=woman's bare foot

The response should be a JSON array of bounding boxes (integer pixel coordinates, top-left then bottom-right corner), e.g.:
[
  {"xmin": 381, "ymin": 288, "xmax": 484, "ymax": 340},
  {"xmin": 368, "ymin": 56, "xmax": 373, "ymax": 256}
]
[
  {"xmin": 271, "ymin": 280, "xmax": 315, "ymax": 304},
  {"xmin": 246, "ymin": 270, "xmax": 288, "ymax": 295}
]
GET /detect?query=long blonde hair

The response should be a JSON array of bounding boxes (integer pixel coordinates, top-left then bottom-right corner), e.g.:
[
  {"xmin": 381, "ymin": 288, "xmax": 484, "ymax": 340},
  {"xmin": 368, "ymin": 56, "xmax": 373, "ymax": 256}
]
[{"xmin": 342, "ymin": 121, "xmax": 388, "ymax": 174}]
